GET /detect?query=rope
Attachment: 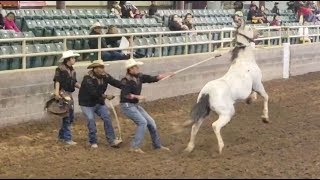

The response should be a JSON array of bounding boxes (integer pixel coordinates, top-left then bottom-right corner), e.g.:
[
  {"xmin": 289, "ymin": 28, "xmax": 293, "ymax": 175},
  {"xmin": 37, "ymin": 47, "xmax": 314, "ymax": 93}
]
[
  {"xmin": 160, "ymin": 53, "xmax": 222, "ymax": 81},
  {"xmin": 106, "ymin": 99, "xmax": 122, "ymax": 141}
]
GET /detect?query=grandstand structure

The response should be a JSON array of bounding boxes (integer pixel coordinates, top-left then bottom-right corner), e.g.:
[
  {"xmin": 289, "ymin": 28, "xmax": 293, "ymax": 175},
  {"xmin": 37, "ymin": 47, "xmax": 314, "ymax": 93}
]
[{"xmin": 0, "ymin": 6, "xmax": 319, "ymax": 72}]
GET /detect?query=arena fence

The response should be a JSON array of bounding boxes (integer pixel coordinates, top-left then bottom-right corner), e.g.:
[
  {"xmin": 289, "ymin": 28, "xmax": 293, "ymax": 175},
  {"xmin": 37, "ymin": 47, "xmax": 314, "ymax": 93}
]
[{"xmin": 0, "ymin": 24, "xmax": 319, "ymax": 74}]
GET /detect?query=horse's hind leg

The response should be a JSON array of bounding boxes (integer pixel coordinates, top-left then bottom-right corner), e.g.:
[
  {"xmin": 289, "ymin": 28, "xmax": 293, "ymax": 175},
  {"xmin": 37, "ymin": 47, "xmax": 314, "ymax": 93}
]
[
  {"xmin": 253, "ymin": 82, "xmax": 269, "ymax": 123},
  {"xmin": 212, "ymin": 110, "xmax": 234, "ymax": 154},
  {"xmin": 184, "ymin": 118, "xmax": 204, "ymax": 153},
  {"xmin": 246, "ymin": 91, "xmax": 257, "ymax": 104}
]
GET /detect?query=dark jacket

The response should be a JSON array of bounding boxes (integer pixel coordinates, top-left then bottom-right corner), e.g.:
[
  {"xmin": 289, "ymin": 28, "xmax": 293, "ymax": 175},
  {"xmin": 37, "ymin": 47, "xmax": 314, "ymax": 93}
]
[
  {"xmin": 53, "ymin": 63, "xmax": 77, "ymax": 93},
  {"xmin": 79, "ymin": 71, "xmax": 123, "ymax": 107},
  {"xmin": 169, "ymin": 21, "xmax": 185, "ymax": 31},
  {"xmin": 88, "ymin": 31, "xmax": 108, "ymax": 49},
  {"xmin": 120, "ymin": 73, "xmax": 159, "ymax": 104},
  {"xmin": 149, "ymin": 4, "xmax": 158, "ymax": 16},
  {"xmin": 105, "ymin": 35, "xmax": 121, "ymax": 48},
  {"xmin": 0, "ymin": 13, "xmax": 4, "ymax": 29}
]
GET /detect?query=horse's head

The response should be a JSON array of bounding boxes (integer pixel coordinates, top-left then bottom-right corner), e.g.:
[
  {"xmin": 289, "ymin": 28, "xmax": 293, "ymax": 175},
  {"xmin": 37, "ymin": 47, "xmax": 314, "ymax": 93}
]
[{"xmin": 233, "ymin": 18, "xmax": 258, "ymax": 46}]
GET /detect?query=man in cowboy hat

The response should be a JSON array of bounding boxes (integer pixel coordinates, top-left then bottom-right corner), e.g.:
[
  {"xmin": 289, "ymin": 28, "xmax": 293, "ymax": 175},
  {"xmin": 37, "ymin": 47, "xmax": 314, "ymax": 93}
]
[
  {"xmin": 88, "ymin": 22, "xmax": 128, "ymax": 61},
  {"xmin": 53, "ymin": 50, "xmax": 81, "ymax": 145},
  {"xmin": 119, "ymin": 59, "xmax": 174, "ymax": 154},
  {"xmin": 78, "ymin": 60, "xmax": 123, "ymax": 148}
]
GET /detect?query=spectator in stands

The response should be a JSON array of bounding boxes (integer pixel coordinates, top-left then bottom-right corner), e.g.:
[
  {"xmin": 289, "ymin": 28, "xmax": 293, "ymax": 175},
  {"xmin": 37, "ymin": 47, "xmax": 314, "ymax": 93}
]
[
  {"xmin": 298, "ymin": 4, "xmax": 316, "ymax": 22},
  {"xmin": 149, "ymin": 1, "xmax": 157, "ymax": 16},
  {"xmin": 105, "ymin": 25, "xmax": 130, "ymax": 60},
  {"xmin": 247, "ymin": 4, "xmax": 266, "ymax": 24},
  {"xmin": 133, "ymin": 9, "xmax": 144, "ymax": 19},
  {"xmin": 110, "ymin": 1, "xmax": 122, "ymax": 18},
  {"xmin": 298, "ymin": 15, "xmax": 312, "ymax": 43},
  {"xmin": 168, "ymin": 14, "xmax": 189, "ymax": 31},
  {"xmin": 4, "ymin": 12, "xmax": 20, "ymax": 32},
  {"xmin": 88, "ymin": 22, "xmax": 127, "ymax": 61},
  {"xmin": 257, "ymin": 5, "xmax": 268, "ymax": 23},
  {"xmin": 271, "ymin": 2, "xmax": 280, "ymax": 15},
  {"xmin": 183, "ymin": 13, "xmax": 194, "ymax": 30},
  {"xmin": 120, "ymin": 1, "xmax": 135, "ymax": 18},
  {"xmin": 271, "ymin": 14, "xmax": 282, "ymax": 26},
  {"xmin": 233, "ymin": 1, "xmax": 244, "ymax": 17},
  {"xmin": 0, "ymin": 3, "xmax": 4, "ymax": 29}
]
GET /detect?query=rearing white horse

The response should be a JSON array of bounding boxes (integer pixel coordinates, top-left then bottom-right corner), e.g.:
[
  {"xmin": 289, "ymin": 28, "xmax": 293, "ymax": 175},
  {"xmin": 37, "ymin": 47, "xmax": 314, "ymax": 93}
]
[{"xmin": 183, "ymin": 20, "xmax": 270, "ymax": 154}]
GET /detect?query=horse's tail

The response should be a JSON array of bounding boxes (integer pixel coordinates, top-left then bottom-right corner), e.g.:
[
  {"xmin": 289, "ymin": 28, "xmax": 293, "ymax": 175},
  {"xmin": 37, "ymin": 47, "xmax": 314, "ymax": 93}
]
[{"xmin": 182, "ymin": 94, "xmax": 211, "ymax": 128}]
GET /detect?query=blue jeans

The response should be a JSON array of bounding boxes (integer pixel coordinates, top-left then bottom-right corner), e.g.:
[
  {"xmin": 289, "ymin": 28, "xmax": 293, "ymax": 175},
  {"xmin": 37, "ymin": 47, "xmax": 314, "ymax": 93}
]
[
  {"xmin": 80, "ymin": 104, "xmax": 117, "ymax": 145},
  {"xmin": 120, "ymin": 103, "xmax": 162, "ymax": 149},
  {"xmin": 58, "ymin": 107, "xmax": 74, "ymax": 141},
  {"xmin": 102, "ymin": 51, "xmax": 127, "ymax": 61}
]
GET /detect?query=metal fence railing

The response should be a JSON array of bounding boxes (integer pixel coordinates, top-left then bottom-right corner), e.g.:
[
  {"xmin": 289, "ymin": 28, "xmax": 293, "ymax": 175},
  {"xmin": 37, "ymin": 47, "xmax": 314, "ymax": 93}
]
[{"xmin": 0, "ymin": 24, "xmax": 320, "ymax": 73}]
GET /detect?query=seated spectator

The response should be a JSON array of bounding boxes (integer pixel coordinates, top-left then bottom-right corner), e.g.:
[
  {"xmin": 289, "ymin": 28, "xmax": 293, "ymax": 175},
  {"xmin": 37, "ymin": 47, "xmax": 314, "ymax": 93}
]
[
  {"xmin": 4, "ymin": 12, "xmax": 20, "ymax": 32},
  {"xmin": 271, "ymin": 2, "xmax": 280, "ymax": 15},
  {"xmin": 298, "ymin": 15, "xmax": 312, "ymax": 43},
  {"xmin": 168, "ymin": 14, "xmax": 189, "ymax": 31},
  {"xmin": 120, "ymin": 1, "xmax": 136, "ymax": 18},
  {"xmin": 183, "ymin": 13, "xmax": 194, "ymax": 30},
  {"xmin": 0, "ymin": 3, "xmax": 4, "ymax": 29},
  {"xmin": 149, "ymin": 1, "xmax": 158, "ymax": 16},
  {"xmin": 247, "ymin": 4, "xmax": 266, "ymax": 24},
  {"xmin": 110, "ymin": 1, "xmax": 122, "ymax": 18},
  {"xmin": 133, "ymin": 9, "xmax": 145, "ymax": 19},
  {"xmin": 106, "ymin": 25, "xmax": 144, "ymax": 59},
  {"xmin": 233, "ymin": 1, "xmax": 244, "ymax": 21},
  {"xmin": 88, "ymin": 22, "xmax": 128, "ymax": 61},
  {"xmin": 271, "ymin": 14, "xmax": 281, "ymax": 26},
  {"xmin": 298, "ymin": 5, "xmax": 316, "ymax": 22},
  {"xmin": 257, "ymin": 5, "xmax": 268, "ymax": 23}
]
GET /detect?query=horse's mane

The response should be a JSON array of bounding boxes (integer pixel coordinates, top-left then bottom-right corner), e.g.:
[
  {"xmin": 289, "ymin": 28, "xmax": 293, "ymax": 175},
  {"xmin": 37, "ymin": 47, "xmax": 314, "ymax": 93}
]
[{"xmin": 231, "ymin": 45, "xmax": 246, "ymax": 62}]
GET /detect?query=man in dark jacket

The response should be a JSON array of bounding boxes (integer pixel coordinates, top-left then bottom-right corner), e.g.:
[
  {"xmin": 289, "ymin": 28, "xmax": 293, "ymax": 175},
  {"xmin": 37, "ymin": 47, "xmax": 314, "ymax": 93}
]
[{"xmin": 79, "ymin": 60, "xmax": 123, "ymax": 148}]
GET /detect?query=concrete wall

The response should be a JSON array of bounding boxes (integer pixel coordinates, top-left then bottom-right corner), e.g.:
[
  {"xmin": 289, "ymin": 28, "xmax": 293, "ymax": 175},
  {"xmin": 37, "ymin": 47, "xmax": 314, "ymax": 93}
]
[{"xmin": 0, "ymin": 44, "xmax": 319, "ymax": 127}]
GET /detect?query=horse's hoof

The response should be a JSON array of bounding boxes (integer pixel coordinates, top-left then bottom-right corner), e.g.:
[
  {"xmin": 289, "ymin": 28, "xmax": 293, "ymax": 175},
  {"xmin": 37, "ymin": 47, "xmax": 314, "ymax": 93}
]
[
  {"xmin": 184, "ymin": 147, "xmax": 193, "ymax": 153},
  {"xmin": 262, "ymin": 117, "xmax": 270, "ymax": 123}
]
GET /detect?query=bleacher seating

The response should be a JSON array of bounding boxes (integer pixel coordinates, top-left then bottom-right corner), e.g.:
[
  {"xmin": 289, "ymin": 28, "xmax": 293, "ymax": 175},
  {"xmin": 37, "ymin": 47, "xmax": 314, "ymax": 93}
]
[{"xmin": 0, "ymin": 8, "xmax": 308, "ymax": 71}]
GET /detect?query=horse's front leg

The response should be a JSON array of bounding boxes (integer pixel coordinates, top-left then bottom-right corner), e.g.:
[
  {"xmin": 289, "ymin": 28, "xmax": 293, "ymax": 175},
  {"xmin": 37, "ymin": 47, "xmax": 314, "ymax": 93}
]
[{"xmin": 253, "ymin": 83, "xmax": 269, "ymax": 123}]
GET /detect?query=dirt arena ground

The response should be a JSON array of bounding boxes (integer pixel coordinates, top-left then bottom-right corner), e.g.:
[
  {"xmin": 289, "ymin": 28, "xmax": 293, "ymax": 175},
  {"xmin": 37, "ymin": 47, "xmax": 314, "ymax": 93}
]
[{"xmin": 1, "ymin": 72, "xmax": 320, "ymax": 178}]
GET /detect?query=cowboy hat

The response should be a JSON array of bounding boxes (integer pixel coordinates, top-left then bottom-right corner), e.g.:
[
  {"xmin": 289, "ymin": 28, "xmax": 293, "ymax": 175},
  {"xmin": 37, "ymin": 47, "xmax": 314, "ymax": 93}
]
[
  {"xmin": 87, "ymin": 59, "xmax": 110, "ymax": 69},
  {"xmin": 90, "ymin": 22, "xmax": 102, "ymax": 30},
  {"xmin": 59, "ymin": 50, "xmax": 80, "ymax": 62},
  {"xmin": 125, "ymin": 59, "xmax": 144, "ymax": 69}
]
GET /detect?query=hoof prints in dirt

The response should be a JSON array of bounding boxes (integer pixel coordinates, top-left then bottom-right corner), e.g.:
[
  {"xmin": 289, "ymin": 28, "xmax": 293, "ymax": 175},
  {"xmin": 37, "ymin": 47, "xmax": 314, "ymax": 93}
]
[{"xmin": 1, "ymin": 72, "xmax": 320, "ymax": 178}]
